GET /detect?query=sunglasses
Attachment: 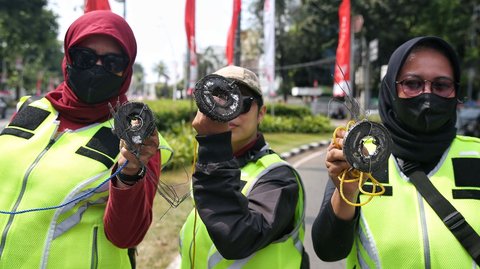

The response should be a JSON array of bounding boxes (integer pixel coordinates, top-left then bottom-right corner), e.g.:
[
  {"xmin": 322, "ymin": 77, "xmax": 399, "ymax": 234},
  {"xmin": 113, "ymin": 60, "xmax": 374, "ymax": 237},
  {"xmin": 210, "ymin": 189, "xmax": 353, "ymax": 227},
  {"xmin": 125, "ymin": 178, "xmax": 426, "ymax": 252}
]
[
  {"xmin": 68, "ymin": 47, "xmax": 129, "ymax": 74},
  {"xmin": 241, "ymin": 96, "xmax": 256, "ymax": 114},
  {"xmin": 395, "ymin": 77, "xmax": 455, "ymax": 98}
]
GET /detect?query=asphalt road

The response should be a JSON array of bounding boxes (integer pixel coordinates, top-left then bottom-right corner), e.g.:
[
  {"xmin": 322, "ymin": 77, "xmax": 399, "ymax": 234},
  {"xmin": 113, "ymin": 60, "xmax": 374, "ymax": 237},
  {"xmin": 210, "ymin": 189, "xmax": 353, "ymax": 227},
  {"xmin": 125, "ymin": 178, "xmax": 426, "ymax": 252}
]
[{"xmin": 289, "ymin": 146, "xmax": 346, "ymax": 269}]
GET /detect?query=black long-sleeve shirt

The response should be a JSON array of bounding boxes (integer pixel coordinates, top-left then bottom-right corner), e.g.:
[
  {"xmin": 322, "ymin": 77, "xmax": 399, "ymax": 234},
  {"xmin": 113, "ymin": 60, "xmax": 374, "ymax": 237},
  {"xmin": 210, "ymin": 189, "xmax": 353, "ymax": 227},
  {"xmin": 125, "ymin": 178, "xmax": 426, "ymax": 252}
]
[
  {"xmin": 311, "ymin": 179, "xmax": 357, "ymax": 261},
  {"xmin": 193, "ymin": 131, "xmax": 309, "ymax": 268},
  {"xmin": 311, "ymin": 159, "xmax": 436, "ymax": 262}
]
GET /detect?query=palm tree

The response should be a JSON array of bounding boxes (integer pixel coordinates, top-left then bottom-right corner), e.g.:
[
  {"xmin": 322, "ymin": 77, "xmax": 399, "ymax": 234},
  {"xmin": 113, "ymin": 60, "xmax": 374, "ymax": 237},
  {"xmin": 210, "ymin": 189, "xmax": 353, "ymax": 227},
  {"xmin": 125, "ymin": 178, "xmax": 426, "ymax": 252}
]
[{"xmin": 154, "ymin": 61, "xmax": 170, "ymax": 98}]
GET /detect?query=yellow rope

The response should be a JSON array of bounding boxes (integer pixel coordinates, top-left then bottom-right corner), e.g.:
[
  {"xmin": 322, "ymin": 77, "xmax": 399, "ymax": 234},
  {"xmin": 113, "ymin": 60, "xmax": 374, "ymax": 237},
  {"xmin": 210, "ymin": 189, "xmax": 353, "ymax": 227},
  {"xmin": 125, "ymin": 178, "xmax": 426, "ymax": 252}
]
[
  {"xmin": 333, "ymin": 121, "xmax": 385, "ymax": 206},
  {"xmin": 192, "ymin": 139, "xmax": 198, "ymax": 176}
]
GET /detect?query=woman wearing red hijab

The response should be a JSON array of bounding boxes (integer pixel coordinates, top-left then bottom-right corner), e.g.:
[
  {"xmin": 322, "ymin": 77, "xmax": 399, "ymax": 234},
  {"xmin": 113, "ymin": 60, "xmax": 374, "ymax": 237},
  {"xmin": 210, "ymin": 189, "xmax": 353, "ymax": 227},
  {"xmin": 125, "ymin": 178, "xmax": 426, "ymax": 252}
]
[{"xmin": 0, "ymin": 10, "xmax": 171, "ymax": 268}]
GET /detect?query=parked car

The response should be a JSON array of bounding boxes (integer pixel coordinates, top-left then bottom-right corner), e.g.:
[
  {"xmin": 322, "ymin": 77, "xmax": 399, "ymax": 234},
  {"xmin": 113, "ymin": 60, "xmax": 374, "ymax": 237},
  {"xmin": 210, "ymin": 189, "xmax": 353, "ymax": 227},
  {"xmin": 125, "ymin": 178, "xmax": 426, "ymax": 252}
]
[
  {"xmin": 457, "ymin": 105, "xmax": 480, "ymax": 138},
  {"xmin": 311, "ymin": 95, "xmax": 348, "ymax": 119}
]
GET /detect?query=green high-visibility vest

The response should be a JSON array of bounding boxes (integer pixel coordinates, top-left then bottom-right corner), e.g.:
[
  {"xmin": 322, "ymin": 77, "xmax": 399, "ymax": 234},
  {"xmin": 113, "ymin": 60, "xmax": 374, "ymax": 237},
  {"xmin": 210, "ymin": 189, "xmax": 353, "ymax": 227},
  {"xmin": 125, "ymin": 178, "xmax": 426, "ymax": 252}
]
[
  {"xmin": 180, "ymin": 152, "xmax": 305, "ymax": 269},
  {"xmin": 0, "ymin": 97, "xmax": 172, "ymax": 269},
  {"xmin": 347, "ymin": 135, "xmax": 480, "ymax": 268}
]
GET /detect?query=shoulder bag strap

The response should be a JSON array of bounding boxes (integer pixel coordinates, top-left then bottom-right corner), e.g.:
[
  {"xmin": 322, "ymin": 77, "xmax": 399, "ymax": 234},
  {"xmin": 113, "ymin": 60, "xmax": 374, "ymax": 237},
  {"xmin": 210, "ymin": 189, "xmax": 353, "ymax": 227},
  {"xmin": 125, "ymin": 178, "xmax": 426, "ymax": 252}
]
[{"xmin": 408, "ymin": 170, "xmax": 480, "ymax": 265}]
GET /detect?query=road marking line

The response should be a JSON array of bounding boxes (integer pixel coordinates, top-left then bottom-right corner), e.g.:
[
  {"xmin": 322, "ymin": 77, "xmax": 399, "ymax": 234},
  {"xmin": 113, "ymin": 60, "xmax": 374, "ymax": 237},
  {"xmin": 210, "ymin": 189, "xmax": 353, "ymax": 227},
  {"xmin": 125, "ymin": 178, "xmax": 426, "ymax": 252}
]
[{"xmin": 293, "ymin": 149, "xmax": 327, "ymax": 168}]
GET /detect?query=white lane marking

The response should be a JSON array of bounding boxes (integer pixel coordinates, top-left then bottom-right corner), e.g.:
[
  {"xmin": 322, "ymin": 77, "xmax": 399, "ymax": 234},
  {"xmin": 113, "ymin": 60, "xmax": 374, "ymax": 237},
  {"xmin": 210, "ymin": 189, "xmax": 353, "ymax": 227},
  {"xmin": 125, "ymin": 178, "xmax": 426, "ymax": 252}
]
[{"xmin": 292, "ymin": 148, "xmax": 327, "ymax": 168}]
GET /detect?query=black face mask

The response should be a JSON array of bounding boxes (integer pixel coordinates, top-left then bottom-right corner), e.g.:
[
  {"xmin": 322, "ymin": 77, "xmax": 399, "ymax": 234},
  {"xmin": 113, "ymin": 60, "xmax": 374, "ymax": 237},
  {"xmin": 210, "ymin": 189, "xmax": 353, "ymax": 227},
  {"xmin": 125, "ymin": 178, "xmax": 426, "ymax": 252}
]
[
  {"xmin": 67, "ymin": 64, "xmax": 124, "ymax": 104},
  {"xmin": 394, "ymin": 93, "xmax": 457, "ymax": 134}
]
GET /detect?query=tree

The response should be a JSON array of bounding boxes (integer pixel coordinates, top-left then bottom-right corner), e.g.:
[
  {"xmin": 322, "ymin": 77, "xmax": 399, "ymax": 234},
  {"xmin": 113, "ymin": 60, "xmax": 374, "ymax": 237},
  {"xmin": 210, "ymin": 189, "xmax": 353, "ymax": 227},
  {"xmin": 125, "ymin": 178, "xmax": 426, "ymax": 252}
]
[
  {"xmin": 197, "ymin": 46, "xmax": 225, "ymax": 79},
  {"xmin": 0, "ymin": 0, "xmax": 62, "ymax": 98},
  {"xmin": 154, "ymin": 61, "xmax": 170, "ymax": 98},
  {"xmin": 249, "ymin": 0, "xmax": 340, "ymax": 99},
  {"xmin": 352, "ymin": 0, "xmax": 479, "ymax": 99},
  {"xmin": 247, "ymin": 0, "xmax": 480, "ymax": 100},
  {"xmin": 127, "ymin": 63, "xmax": 145, "ymax": 97}
]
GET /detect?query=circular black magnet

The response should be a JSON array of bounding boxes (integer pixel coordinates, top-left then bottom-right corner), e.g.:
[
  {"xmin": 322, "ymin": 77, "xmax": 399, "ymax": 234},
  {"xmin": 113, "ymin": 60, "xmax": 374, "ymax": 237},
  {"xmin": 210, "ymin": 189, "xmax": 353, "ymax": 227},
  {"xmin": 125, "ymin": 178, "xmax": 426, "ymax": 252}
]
[
  {"xmin": 112, "ymin": 102, "xmax": 156, "ymax": 152},
  {"xmin": 193, "ymin": 74, "xmax": 242, "ymax": 122},
  {"xmin": 343, "ymin": 120, "xmax": 392, "ymax": 172}
]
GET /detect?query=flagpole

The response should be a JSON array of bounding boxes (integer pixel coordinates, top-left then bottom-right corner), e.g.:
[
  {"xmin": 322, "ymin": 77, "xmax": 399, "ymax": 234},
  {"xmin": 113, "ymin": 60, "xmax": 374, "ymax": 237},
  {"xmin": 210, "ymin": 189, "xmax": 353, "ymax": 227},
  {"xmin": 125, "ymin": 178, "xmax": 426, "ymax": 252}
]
[
  {"xmin": 263, "ymin": 0, "xmax": 275, "ymax": 114},
  {"xmin": 234, "ymin": 4, "xmax": 241, "ymax": 66}
]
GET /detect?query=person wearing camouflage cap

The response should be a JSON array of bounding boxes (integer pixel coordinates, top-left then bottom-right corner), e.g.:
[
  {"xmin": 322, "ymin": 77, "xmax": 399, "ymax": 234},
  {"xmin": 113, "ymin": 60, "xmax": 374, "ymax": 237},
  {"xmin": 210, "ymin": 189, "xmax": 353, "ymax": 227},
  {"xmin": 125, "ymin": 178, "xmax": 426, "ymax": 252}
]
[
  {"xmin": 179, "ymin": 65, "xmax": 309, "ymax": 268},
  {"xmin": 214, "ymin": 65, "xmax": 263, "ymax": 100}
]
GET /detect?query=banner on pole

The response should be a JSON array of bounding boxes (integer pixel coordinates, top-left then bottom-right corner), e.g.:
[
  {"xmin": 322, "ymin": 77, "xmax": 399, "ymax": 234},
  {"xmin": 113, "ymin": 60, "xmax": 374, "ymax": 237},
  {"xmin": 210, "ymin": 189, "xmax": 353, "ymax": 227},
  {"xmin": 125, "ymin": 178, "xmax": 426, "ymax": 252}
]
[
  {"xmin": 333, "ymin": 0, "xmax": 351, "ymax": 97},
  {"xmin": 262, "ymin": 0, "xmax": 275, "ymax": 97},
  {"xmin": 185, "ymin": 0, "xmax": 197, "ymax": 95},
  {"xmin": 84, "ymin": 0, "xmax": 111, "ymax": 13},
  {"xmin": 226, "ymin": 0, "xmax": 241, "ymax": 65}
]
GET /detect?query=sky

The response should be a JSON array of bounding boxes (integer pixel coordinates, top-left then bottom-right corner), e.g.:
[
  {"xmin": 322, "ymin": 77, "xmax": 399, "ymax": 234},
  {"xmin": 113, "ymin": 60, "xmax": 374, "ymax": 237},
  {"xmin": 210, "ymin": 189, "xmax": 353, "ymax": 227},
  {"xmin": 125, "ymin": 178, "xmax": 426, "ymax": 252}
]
[{"xmin": 47, "ymin": 0, "xmax": 254, "ymax": 84}]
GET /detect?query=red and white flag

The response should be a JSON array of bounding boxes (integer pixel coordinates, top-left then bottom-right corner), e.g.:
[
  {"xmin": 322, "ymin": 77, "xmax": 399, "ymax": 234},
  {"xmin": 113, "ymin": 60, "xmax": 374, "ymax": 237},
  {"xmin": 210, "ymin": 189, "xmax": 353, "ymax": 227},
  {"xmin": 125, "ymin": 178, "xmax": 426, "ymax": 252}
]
[
  {"xmin": 185, "ymin": 0, "xmax": 197, "ymax": 95},
  {"xmin": 226, "ymin": 0, "xmax": 242, "ymax": 65},
  {"xmin": 84, "ymin": 0, "xmax": 111, "ymax": 13},
  {"xmin": 262, "ymin": 0, "xmax": 275, "ymax": 96},
  {"xmin": 333, "ymin": 0, "xmax": 351, "ymax": 97}
]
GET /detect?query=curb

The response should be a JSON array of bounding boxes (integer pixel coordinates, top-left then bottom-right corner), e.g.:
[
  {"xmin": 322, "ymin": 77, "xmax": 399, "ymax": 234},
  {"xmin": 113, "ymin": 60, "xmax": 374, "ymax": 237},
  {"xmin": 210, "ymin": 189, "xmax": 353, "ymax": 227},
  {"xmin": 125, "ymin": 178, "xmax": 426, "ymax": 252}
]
[{"xmin": 279, "ymin": 140, "xmax": 329, "ymax": 160}]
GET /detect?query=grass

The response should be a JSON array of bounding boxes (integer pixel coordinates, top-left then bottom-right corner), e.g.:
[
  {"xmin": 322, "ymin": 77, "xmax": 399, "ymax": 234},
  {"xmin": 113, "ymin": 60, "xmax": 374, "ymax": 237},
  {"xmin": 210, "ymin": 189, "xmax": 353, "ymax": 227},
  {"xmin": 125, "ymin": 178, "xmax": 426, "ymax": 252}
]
[
  {"xmin": 135, "ymin": 132, "xmax": 330, "ymax": 268},
  {"xmin": 264, "ymin": 132, "xmax": 331, "ymax": 153},
  {"xmin": 136, "ymin": 168, "xmax": 193, "ymax": 269}
]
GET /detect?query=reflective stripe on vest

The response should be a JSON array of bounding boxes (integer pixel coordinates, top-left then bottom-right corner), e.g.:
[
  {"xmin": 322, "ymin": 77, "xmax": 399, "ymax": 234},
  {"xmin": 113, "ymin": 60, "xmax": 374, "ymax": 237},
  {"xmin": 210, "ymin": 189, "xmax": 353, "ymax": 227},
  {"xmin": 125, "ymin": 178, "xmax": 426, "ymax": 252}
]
[
  {"xmin": 0, "ymin": 97, "xmax": 147, "ymax": 268},
  {"xmin": 180, "ymin": 152, "xmax": 305, "ymax": 269},
  {"xmin": 347, "ymin": 135, "xmax": 480, "ymax": 269}
]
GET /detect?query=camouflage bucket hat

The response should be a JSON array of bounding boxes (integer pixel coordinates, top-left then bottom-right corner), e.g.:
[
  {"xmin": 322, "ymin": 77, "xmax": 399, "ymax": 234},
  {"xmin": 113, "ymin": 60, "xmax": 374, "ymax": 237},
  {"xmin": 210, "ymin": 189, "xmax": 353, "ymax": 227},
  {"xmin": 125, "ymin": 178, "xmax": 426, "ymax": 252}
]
[{"xmin": 214, "ymin": 65, "xmax": 263, "ymax": 100}]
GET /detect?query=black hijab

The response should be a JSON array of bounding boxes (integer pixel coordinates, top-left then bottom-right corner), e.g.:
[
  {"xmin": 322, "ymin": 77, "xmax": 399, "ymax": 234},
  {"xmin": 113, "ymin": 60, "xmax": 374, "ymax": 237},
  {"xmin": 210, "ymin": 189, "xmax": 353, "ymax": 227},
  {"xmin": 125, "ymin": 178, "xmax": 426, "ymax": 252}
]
[{"xmin": 379, "ymin": 36, "xmax": 461, "ymax": 164}]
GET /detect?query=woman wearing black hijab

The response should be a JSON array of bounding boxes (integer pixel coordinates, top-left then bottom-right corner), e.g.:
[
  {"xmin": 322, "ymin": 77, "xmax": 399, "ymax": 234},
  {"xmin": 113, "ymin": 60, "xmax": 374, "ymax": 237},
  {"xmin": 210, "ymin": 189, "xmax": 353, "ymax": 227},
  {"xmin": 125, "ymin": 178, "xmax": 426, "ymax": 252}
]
[{"xmin": 311, "ymin": 36, "xmax": 480, "ymax": 268}]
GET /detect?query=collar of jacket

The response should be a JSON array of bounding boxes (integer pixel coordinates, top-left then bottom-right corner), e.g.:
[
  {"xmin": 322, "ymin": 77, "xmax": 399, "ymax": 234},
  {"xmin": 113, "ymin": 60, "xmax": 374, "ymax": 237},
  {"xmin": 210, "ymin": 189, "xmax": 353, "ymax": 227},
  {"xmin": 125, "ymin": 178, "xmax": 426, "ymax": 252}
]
[{"xmin": 235, "ymin": 133, "xmax": 274, "ymax": 167}]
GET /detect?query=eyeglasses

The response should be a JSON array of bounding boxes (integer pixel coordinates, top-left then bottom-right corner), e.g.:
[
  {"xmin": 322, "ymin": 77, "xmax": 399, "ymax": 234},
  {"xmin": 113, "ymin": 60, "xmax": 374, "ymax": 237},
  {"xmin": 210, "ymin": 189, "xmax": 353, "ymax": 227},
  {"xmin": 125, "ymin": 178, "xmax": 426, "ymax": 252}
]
[
  {"xmin": 68, "ymin": 47, "xmax": 129, "ymax": 74},
  {"xmin": 395, "ymin": 77, "xmax": 455, "ymax": 98},
  {"xmin": 241, "ymin": 96, "xmax": 256, "ymax": 114}
]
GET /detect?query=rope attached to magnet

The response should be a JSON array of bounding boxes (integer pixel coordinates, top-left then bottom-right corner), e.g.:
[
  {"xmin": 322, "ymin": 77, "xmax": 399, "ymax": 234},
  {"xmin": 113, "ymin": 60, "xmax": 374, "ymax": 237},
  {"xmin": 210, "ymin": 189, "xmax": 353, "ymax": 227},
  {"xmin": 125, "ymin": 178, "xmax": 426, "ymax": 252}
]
[{"xmin": 333, "ymin": 120, "xmax": 392, "ymax": 206}]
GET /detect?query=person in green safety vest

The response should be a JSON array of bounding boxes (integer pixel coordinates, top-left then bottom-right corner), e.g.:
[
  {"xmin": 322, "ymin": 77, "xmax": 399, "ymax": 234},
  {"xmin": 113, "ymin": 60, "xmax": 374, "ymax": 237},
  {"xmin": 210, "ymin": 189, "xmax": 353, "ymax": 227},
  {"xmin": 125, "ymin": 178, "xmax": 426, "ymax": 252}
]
[
  {"xmin": 179, "ymin": 65, "xmax": 309, "ymax": 269},
  {"xmin": 312, "ymin": 36, "xmax": 480, "ymax": 268},
  {"xmin": 0, "ymin": 10, "xmax": 172, "ymax": 268}
]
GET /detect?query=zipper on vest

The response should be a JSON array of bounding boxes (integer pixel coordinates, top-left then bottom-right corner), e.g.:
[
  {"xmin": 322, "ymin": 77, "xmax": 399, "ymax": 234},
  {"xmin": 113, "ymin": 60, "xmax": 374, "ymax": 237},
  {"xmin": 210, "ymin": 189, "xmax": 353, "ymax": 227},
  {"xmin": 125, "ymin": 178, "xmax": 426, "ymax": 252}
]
[
  {"xmin": 0, "ymin": 137, "xmax": 57, "ymax": 259},
  {"xmin": 91, "ymin": 226, "xmax": 98, "ymax": 269}
]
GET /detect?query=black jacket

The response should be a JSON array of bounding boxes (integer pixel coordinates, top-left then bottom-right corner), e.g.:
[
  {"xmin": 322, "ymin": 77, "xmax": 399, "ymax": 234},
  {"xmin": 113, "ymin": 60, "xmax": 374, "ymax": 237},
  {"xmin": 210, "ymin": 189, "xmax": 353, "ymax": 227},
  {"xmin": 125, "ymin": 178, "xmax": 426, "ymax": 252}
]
[
  {"xmin": 193, "ymin": 131, "xmax": 309, "ymax": 268},
  {"xmin": 311, "ymin": 179, "xmax": 357, "ymax": 261}
]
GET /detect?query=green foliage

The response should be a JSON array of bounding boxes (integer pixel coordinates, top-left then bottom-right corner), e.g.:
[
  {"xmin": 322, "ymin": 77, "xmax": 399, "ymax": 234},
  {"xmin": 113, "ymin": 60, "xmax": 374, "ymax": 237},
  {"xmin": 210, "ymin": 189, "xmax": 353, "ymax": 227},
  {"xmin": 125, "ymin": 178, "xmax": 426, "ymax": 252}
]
[
  {"xmin": 260, "ymin": 114, "xmax": 333, "ymax": 133},
  {"xmin": 250, "ymin": 0, "xmax": 341, "ymax": 99},
  {"xmin": 0, "ymin": 0, "xmax": 62, "ymax": 96},
  {"xmin": 346, "ymin": 0, "xmax": 479, "ymax": 99},
  {"xmin": 130, "ymin": 63, "xmax": 145, "ymax": 95},
  {"xmin": 144, "ymin": 99, "xmax": 196, "ymax": 170},
  {"xmin": 144, "ymin": 99, "xmax": 333, "ymax": 169},
  {"xmin": 265, "ymin": 103, "xmax": 312, "ymax": 117},
  {"xmin": 263, "ymin": 102, "xmax": 333, "ymax": 134},
  {"xmin": 143, "ymin": 99, "xmax": 196, "ymax": 132},
  {"xmin": 248, "ymin": 0, "xmax": 480, "ymax": 99},
  {"xmin": 162, "ymin": 124, "xmax": 196, "ymax": 171},
  {"xmin": 197, "ymin": 46, "xmax": 225, "ymax": 79}
]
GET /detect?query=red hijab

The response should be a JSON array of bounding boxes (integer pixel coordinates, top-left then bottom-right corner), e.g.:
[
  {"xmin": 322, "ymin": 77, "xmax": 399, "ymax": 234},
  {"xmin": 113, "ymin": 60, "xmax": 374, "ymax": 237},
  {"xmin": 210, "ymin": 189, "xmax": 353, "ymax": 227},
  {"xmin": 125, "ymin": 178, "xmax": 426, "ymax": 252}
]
[{"xmin": 45, "ymin": 10, "xmax": 137, "ymax": 129}]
